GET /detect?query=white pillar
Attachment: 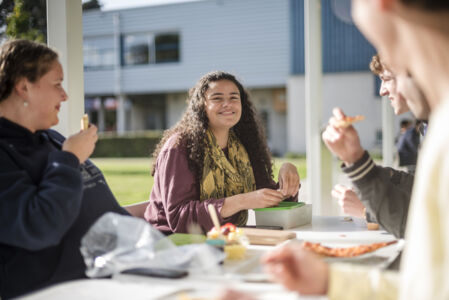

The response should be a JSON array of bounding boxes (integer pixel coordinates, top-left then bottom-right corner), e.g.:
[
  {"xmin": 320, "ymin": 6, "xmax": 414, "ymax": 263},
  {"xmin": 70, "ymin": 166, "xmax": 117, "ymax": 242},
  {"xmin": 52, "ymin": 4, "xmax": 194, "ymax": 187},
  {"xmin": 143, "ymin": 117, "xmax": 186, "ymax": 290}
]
[
  {"xmin": 382, "ymin": 97, "xmax": 395, "ymax": 166},
  {"xmin": 117, "ymin": 95, "xmax": 126, "ymax": 133},
  {"xmin": 113, "ymin": 13, "xmax": 126, "ymax": 135},
  {"xmin": 47, "ymin": 0, "xmax": 84, "ymax": 136},
  {"xmin": 305, "ymin": 0, "xmax": 332, "ymax": 215},
  {"xmin": 287, "ymin": 76, "xmax": 306, "ymax": 153}
]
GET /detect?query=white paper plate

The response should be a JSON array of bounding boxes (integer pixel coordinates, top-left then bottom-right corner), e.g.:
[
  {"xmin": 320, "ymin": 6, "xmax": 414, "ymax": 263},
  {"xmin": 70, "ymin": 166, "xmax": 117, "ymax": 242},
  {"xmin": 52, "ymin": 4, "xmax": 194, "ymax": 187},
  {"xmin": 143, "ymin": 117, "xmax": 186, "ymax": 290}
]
[{"xmin": 323, "ymin": 239, "xmax": 405, "ymax": 269}]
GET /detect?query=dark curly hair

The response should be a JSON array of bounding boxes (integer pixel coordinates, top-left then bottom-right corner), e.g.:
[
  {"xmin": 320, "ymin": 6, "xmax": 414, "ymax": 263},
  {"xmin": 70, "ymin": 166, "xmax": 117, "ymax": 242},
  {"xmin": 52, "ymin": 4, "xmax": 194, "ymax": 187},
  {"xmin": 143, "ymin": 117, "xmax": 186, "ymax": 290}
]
[
  {"xmin": 151, "ymin": 71, "xmax": 274, "ymax": 187},
  {"xmin": 0, "ymin": 39, "xmax": 58, "ymax": 102}
]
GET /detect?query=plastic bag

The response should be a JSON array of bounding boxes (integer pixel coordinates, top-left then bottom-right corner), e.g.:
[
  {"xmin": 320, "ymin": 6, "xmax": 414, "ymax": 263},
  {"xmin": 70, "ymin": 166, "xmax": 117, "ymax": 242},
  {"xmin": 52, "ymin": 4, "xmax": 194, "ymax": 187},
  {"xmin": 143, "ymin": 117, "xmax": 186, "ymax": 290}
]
[{"xmin": 80, "ymin": 212, "xmax": 225, "ymax": 278}]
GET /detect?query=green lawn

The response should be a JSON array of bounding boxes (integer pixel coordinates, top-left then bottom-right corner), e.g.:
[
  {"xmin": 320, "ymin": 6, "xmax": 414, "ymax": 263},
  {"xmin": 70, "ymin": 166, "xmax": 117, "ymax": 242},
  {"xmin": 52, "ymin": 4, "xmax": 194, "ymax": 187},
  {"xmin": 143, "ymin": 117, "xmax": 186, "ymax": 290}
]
[{"xmin": 92, "ymin": 157, "xmax": 306, "ymax": 206}]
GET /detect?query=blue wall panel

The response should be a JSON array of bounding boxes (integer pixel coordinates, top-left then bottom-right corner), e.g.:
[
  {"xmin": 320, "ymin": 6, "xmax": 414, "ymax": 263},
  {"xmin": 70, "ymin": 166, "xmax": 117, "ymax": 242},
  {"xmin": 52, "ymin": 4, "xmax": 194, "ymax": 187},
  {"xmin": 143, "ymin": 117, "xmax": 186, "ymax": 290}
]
[{"xmin": 290, "ymin": 0, "xmax": 376, "ymax": 74}]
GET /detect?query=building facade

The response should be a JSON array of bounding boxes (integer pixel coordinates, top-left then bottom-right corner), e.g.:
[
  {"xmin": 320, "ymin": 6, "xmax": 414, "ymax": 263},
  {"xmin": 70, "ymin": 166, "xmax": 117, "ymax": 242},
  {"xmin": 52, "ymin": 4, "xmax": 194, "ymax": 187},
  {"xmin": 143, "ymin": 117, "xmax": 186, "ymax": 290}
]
[{"xmin": 83, "ymin": 0, "xmax": 400, "ymax": 155}]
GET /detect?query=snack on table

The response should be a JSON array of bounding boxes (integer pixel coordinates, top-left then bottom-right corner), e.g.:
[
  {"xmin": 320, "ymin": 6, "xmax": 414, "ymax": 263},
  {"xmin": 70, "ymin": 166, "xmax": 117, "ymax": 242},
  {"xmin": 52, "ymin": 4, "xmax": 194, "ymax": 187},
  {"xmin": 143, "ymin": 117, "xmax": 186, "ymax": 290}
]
[
  {"xmin": 206, "ymin": 223, "xmax": 248, "ymax": 259},
  {"xmin": 302, "ymin": 240, "xmax": 397, "ymax": 258},
  {"xmin": 334, "ymin": 115, "xmax": 365, "ymax": 128},
  {"xmin": 81, "ymin": 114, "xmax": 89, "ymax": 130},
  {"xmin": 367, "ymin": 222, "xmax": 380, "ymax": 230}
]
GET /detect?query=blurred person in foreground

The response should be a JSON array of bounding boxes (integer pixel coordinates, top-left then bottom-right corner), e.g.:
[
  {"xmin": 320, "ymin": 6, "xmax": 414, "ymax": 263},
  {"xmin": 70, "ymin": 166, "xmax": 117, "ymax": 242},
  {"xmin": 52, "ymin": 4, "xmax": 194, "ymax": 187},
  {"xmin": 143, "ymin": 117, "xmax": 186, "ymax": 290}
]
[
  {"xmin": 263, "ymin": 0, "xmax": 449, "ymax": 299},
  {"xmin": 144, "ymin": 71, "xmax": 300, "ymax": 234},
  {"xmin": 0, "ymin": 39, "xmax": 129, "ymax": 299},
  {"xmin": 224, "ymin": 0, "xmax": 449, "ymax": 299},
  {"xmin": 331, "ymin": 54, "xmax": 430, "ymax": 238}
]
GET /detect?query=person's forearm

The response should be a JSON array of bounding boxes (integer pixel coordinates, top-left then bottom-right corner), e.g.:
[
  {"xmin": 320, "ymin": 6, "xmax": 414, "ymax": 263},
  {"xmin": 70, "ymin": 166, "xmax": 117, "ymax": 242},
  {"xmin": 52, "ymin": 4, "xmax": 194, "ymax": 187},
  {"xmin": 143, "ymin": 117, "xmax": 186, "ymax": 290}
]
[
  {"xmin": 221, "ymin": 194, "xmax": 245, "ymax": 218},
  {"xmin": 343, "ymin": 147, "xmax": 365, "ymax": 166},
  {"xmin": 0, "ymin": 151, "xmax": 83, "ymax": 251},
  {"xmin": 343, "ymin": 152, "xmax": 414, "ymax": 238},
  {"xmin": 328, "ymin": 263, "xmax": 398, "ymax": 300}
]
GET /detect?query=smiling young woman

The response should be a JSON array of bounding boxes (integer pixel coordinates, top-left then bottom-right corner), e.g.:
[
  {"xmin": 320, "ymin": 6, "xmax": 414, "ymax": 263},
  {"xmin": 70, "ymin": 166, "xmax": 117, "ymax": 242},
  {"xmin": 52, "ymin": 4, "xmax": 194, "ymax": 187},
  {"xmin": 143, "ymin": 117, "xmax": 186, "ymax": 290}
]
[
  {"xmin": 144, "ymin": 71, "xmax": 301, "ymax": 234},
  {"xmin": 0, "ymin": 39, "xmax": 129, "ymax": 299}
]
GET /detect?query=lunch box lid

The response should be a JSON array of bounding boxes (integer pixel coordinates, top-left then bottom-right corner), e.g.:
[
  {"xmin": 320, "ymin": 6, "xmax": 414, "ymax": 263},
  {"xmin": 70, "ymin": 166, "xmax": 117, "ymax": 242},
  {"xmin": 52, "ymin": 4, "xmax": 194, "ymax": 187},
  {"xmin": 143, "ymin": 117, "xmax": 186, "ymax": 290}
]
[{"xmin": 254, "ymin": 201, "xmax": 305, "ymax": 212}]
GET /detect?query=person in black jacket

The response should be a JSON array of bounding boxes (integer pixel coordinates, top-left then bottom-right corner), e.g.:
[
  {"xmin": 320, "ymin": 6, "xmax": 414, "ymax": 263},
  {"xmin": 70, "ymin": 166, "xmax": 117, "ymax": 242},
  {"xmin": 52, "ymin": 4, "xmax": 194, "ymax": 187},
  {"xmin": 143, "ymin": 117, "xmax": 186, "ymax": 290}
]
[
  {"xmin": 329, "ymin": 56, "xmax": 430, "ymax": 239},
  {"xmin": 0, "ymin": 39, "xmax": 129, "ymax": 299}
]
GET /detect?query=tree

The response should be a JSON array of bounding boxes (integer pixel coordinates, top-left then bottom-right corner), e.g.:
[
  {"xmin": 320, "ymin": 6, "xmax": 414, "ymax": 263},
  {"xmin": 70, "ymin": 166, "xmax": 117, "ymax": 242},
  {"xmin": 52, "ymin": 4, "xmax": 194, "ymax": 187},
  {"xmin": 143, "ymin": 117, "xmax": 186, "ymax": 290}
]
[
  {"xmin": 0, "ymin": 0, "xmax": 14, "ymax": 29},
  {"xmin": 6, "ymin": 0, "xmax": 44, "ymax": 42},
  {"xmin": 83, "ymin": 0, "xmax": 102, "ymax": 11},
  {"xmin": 1, "ymin": 0, "xmax": 98, "ymax": 42},
  {"xmin": 0, "ymin": 0, "xmax": 14, "ymax": 38},
  {"xmin": 1, "ymin": 0, "xmax": 46, "ymax": 42}
]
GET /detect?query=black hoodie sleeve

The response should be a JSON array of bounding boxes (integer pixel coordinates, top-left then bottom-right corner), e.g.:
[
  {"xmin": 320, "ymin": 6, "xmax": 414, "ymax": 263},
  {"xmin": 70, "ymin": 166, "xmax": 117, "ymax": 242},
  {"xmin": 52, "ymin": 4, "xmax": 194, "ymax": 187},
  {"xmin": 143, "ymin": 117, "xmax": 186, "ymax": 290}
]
[
  {"xmin": 0, "ymin": 148, "xmax": 84, "ymax": 251},
  {"xmin": 342, "ymin": 151, "xmax": 414, "ymax": 238}
]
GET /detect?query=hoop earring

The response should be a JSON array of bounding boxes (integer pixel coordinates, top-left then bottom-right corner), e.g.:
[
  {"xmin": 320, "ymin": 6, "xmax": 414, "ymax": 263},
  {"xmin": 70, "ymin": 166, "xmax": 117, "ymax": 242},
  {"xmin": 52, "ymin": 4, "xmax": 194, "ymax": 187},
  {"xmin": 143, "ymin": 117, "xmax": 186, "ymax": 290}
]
[{"xmin": 23, "ymin": 101, "xmax": 28, "ymax": 107}]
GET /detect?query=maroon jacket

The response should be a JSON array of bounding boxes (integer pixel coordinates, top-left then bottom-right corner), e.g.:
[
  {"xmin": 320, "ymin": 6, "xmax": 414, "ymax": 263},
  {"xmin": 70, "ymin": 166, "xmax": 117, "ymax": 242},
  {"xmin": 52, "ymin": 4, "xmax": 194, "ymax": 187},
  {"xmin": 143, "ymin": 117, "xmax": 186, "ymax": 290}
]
[{"xmin": 144, "ymin": 134, "xmax": 296, "ymax": 234}]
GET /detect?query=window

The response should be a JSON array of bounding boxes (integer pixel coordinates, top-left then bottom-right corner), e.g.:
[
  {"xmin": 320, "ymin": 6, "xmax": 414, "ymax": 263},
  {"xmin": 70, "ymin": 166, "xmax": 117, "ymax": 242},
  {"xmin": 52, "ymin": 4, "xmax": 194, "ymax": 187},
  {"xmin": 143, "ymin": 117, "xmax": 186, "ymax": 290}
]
[
  {"xmin": 155, "ymin": 34, "xmax": 180, "ymax": 63},
  {"xmin": 122, "ymin": 32, "xmax": 180, "ymax": 66},
  {"xmin": 123, "ymin": 33, "xmax": 154, "ymax": 65},
  {"xmin": 83, "ymin": 36, "xmax": 115, "ymax": 69}
]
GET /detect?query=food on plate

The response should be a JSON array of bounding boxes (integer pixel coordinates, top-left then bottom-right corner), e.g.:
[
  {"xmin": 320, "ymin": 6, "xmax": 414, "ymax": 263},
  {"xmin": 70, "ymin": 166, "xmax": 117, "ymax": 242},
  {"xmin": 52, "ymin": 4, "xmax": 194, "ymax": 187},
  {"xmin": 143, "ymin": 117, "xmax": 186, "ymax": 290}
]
[
  {"xmin": 81, "ymin": 114, "xmax": 89, "ymax": 130},
  {"xmin": 334, "ymin": 115, "xmax": 365, "ymax": 128},
  {"xmin": 206, "ymin": 223, "xmax": 248, "ymax": 259},
  {"xmin": 302, "ymin": 240, "xmax": 397, "ymax": 258}
]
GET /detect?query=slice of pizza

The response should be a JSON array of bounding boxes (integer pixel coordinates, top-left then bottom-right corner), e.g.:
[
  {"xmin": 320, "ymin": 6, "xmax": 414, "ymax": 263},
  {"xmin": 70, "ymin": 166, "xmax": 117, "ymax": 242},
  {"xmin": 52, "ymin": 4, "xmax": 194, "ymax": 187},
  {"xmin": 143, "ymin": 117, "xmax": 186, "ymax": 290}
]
[
  {"xmin": 302, "ymin": 240, "xmax": 397, "ymax": 258},
  {"xmin": 334, "ymin": 115, "xmax": 365, "ymax": 128}
]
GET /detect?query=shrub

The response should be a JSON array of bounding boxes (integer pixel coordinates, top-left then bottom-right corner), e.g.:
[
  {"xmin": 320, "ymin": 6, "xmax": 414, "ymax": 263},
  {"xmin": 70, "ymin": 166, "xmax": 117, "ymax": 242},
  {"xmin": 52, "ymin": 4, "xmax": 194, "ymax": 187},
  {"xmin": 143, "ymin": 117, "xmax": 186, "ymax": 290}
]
[
  {"xmin": 92, "ymin": 130, "xmax": 163, "ymax": 157},
  {"xmin": 284, "ymin": 152, "xmax": 306, "ymax": 159}
]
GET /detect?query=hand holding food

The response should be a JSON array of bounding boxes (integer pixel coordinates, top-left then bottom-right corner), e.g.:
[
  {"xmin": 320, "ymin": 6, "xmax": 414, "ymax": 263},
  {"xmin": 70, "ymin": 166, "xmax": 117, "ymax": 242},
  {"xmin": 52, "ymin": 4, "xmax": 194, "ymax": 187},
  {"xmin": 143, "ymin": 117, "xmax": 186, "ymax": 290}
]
[
  {"xmin": 333, "ymin": 115, "xmax": 365, "ymax": 128},
  {"xmin": 62, "ymin": 125, "xmax": 98, "ymax": 163},
  {"xmin": 262, "ymin": 243, "xmax": 329, "ymax": 295},
  {"xmin": 322, "ymin": 107, "xmax": 365, "ymax": 165}
]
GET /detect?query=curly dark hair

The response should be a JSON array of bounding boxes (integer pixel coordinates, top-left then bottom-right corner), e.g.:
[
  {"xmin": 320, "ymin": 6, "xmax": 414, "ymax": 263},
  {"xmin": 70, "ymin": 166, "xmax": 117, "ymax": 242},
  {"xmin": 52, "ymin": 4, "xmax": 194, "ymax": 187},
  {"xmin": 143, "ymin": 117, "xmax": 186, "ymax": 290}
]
[
  {"xmin": 151, "ymin": 71, "xmax": 274, "ymax": 186},
  {"xmin": 0, "ymin": 39, "xmax": 58, "ymax": 102}
]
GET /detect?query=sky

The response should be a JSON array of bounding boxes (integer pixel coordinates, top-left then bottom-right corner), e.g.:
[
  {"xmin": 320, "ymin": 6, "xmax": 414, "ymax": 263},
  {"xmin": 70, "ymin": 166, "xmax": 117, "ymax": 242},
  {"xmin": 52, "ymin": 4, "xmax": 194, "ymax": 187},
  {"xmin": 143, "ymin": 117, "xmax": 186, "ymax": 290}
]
[{"xmin": 87, "ymin": 0, "xmax": 202, "ymax": 11}]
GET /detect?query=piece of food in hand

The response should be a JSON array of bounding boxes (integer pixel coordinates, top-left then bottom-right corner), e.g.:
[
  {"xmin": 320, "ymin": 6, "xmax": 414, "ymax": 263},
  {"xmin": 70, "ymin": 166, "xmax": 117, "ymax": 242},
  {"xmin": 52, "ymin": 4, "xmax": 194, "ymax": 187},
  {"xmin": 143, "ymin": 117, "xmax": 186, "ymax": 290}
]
[
  {"xmin": 302, "ymin": 240, "xmax": 397, "ymax": 258},
  {"xmin": 334, "ymin": 115, "xmax": 365, "ymax": 128},
  {"xmin": 367, "ymin": 222, "xmax": 380, "ymax": 230},
  {"xmin": 81, "ymin": 114, "xmax": 89, "ymax": 130},
  {"xmin": 206, "ymin": 223, "xmax": 248, "ymax": 259}
]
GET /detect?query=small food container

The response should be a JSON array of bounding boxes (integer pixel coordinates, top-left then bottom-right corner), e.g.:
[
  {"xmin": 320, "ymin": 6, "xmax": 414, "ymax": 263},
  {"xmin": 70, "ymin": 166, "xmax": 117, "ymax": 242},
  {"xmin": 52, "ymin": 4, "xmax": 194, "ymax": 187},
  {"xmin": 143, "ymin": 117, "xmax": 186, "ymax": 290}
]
[
  {"xmin": 206, "ymin": 223, "xmax": 248, "ymax": 260},
  {"xmin": 254, "ymin": 202, "xmax": 312, "ymax": 229}
]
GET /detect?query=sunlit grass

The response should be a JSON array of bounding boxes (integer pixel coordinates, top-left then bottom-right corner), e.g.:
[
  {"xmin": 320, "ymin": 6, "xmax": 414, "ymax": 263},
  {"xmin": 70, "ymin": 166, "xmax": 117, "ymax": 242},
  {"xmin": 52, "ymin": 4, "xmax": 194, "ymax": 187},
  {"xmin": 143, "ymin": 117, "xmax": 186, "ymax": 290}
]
[{"xmin": 92, "ymin": 157, "xmax": 307, "ymax": 206}]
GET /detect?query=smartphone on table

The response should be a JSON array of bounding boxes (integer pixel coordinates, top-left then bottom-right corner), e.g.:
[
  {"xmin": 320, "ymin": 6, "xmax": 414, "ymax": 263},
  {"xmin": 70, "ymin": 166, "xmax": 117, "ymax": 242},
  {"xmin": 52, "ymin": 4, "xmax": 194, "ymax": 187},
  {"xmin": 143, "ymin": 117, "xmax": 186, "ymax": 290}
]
[{"xmin": 120, "ymin": 267, "xmax": 188, "ymax": 279}]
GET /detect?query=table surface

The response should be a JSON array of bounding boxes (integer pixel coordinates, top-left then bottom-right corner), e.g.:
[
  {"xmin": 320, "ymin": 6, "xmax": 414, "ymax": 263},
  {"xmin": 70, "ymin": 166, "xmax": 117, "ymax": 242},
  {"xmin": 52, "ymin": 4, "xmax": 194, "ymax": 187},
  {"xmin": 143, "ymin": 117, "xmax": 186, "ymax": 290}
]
[{"xmin": 21, "ymin": 216, "xmax": 398, "ymax": 300}]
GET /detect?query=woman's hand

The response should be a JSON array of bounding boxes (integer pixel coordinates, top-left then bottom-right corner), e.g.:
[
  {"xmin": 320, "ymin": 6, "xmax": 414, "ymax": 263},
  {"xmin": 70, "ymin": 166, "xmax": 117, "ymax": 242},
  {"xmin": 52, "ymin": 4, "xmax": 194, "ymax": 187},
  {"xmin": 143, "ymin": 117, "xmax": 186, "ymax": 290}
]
[
  {"xmin": 262, "ymin": 243, "xmax": 329, "ymax": 295},
  {"xmin": 62, "ymin": 125, "xmax": 98, "ymax": 163},
  {"xmin": 332, "ymin": 184, "xmax": 366, "ymax": 218},
  {"xmin": 242, "ymin": 188, "xmax": 285, "ymax": 209},
  {"xmin": 278, "ymin": 162, "xmax": 300, "ymax": 198},
  {"xmin": 221, "ymin": 188, "xmax": 284, "ymax": 218}
]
